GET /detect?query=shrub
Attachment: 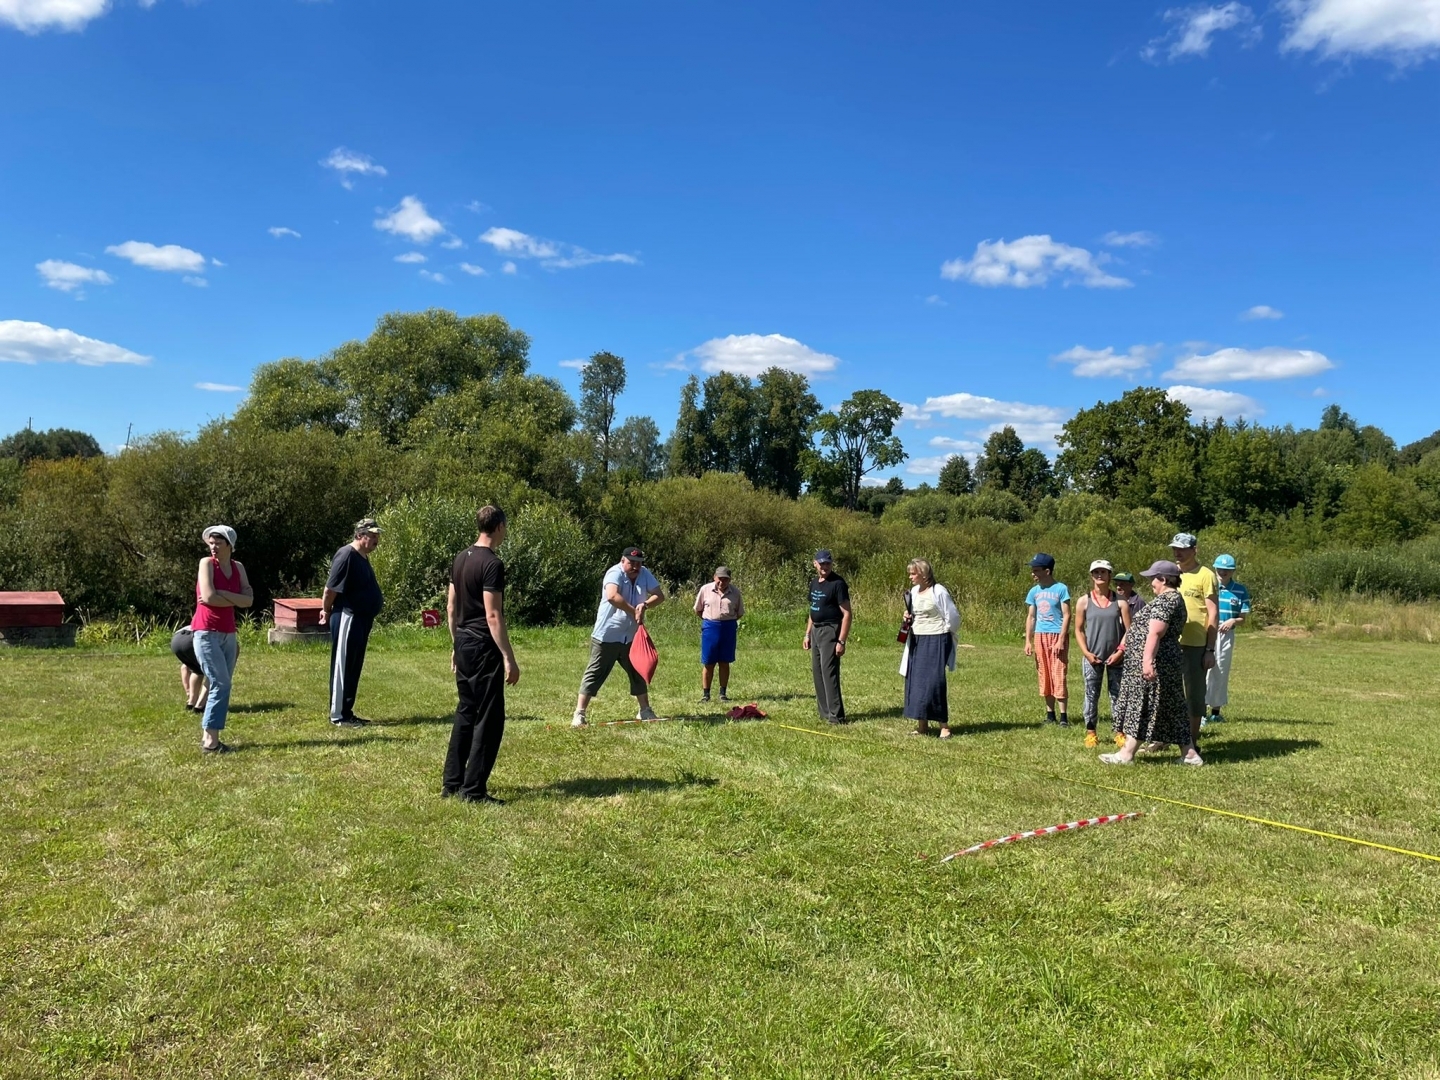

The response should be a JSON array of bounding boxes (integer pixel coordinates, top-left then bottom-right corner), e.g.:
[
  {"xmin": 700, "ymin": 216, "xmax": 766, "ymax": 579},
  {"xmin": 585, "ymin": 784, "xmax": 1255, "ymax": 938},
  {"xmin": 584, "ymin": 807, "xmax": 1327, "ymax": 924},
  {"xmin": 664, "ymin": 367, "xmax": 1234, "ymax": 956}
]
[{"xmin": 503, "ymin": 502, "xmax": 602, "ymax": 625}]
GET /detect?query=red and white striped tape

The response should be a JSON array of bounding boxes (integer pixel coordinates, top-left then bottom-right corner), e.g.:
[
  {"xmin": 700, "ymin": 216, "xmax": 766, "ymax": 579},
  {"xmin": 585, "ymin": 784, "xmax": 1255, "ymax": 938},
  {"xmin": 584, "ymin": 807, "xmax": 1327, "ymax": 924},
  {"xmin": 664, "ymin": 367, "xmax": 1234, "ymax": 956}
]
[{"xmin": 940, "ymin": 812, "xmax": 1142, "ymax": 862}]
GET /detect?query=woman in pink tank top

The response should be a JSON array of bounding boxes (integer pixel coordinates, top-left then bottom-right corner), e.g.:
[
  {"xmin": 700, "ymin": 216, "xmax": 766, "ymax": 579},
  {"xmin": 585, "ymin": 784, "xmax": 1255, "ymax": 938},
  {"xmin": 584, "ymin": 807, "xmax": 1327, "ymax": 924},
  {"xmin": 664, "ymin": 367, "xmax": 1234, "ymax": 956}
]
[{"xmin": 192, "ymin": 525, "xmax": 253, "ymax": 753}]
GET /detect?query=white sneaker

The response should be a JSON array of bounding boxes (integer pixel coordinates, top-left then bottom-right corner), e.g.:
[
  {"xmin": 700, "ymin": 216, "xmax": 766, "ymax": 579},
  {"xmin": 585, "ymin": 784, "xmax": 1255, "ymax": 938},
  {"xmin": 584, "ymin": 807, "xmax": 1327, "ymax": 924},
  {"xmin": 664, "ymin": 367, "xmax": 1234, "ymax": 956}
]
[
  {"xmin": 636, "ymin": 706, "xmax": 659, "ymax": 721},
  {"xmin": 1181, "ymin": 751, "xmax": 1204, "ymax": 767},
  {"xmin": 571, "ymin": 711, "xmax": 587, "ymax": 728}
]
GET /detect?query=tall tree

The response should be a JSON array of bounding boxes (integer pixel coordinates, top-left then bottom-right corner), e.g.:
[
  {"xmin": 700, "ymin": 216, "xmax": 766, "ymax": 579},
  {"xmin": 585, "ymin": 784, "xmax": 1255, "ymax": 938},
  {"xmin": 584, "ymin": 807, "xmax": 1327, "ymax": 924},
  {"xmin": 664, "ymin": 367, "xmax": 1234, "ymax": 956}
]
[
  {"xmin": 937, "ymin": 454, "xmax": 974, "ymax": 496},
  {"xmin": 235, "ymin": 309, "xmax": 532, "ymax": 444},
  {"xmin": 0, "ymin": 427, "xmax": 103, "ymax": 464},
  {"xmin": 1055, "ymin": 386, "xmax": 1198, "ymax": 507},
  {"xmin": 666, "ymin": 376, "xmax": 707, "ymax": 479},
  {"xmin": 611, "ymin": 416, "xmax": 666, "ymax": 480},
  {"xmin": 753, "ymin": 368, "xmax": 822, "ymax": 497},
  {"xmin": 698, "ymin": 371, "xmax": 758, "ymax": 475},
  {"xmin": 579, "ymin": 351, "xmax": 627, "ymax": 474},
  {"xmin": 810, "ymin": 390, "xmax": 907, "ymax": 509},
  {"xmin": 974, "ymin": 427, "xmax": 1026, "ymax": 492}
]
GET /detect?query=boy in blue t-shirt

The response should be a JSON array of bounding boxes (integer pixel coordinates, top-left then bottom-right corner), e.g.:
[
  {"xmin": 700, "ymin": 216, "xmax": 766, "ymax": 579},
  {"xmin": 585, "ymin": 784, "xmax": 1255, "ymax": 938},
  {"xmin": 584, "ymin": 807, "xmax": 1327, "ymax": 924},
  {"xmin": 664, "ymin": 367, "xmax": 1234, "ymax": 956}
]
[
  {"xmin": 1205, "ymin": 554, "xmax": 1251, "ymax": 724},
  {"xmin": 1023, "ymin": 553, "xmax": 1072, "ymax": 726}
]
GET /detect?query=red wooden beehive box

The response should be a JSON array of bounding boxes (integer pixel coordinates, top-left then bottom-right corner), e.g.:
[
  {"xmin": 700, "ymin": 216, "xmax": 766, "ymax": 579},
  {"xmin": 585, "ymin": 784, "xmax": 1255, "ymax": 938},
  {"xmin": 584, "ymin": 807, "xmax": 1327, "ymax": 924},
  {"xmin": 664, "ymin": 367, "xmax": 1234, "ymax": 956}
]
[
  {"xmin": 0, "ymin": 592, "xmax": 65, "ymax": 628},
  {"xmin": 273, "ymin": 598, "xmax": 324, "ymax": 630}
]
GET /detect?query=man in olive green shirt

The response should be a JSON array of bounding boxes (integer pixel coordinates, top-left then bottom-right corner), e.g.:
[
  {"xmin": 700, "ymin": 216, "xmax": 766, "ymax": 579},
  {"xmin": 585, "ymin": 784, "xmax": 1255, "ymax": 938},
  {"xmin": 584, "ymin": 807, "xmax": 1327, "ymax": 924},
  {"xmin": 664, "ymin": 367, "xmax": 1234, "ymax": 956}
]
[{"xmin": 1171, "ymin": 532, "xmax": 1218, "ymax": 745}]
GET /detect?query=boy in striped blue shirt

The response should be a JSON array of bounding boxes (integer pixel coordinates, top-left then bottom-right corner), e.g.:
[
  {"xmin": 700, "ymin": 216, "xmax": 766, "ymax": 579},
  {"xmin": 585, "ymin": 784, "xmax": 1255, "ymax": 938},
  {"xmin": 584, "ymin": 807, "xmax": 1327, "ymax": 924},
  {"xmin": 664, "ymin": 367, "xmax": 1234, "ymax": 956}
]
[{"xmin": 1205, "ymin": 554, "xmax": 1251, "ymax": 725}]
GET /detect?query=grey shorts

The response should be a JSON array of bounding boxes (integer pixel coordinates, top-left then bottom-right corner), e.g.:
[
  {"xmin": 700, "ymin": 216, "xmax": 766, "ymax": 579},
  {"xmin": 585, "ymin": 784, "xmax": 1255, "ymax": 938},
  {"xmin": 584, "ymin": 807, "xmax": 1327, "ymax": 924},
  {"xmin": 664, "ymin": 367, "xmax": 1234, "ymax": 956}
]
[
  {"xmin": 1180, "ymin": 645, "xmax": 1208, "ymax": 717},
  {"xmin": 579, "ymin": 638, "xmax": 647, "ymax": 698}
]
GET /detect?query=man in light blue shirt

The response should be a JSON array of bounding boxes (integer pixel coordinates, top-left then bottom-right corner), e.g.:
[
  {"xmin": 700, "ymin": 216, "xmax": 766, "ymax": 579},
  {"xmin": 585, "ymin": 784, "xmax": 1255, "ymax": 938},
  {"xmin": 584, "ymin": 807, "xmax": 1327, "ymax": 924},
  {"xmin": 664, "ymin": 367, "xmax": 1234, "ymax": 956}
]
[{"xmin": 573, "ymin": 545, "xmax": 666, "ymax": 727}]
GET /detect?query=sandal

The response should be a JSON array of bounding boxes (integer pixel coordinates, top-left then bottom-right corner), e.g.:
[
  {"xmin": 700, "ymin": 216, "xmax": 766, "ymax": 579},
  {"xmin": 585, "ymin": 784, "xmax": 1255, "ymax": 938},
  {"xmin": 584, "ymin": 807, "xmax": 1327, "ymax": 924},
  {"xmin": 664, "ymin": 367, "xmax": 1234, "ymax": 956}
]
[{"xmin": 1098, "ymin": 752, "xmax": 1134, "ymax": 766}]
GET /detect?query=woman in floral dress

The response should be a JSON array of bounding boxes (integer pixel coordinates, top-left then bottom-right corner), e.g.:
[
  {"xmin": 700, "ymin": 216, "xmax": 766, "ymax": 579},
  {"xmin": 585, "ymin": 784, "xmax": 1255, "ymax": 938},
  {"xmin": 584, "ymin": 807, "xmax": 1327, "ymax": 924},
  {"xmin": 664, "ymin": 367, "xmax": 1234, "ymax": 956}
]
[{"xmin": 1101, "ymin": 560, "xmax": 1203, "ymax": 767}]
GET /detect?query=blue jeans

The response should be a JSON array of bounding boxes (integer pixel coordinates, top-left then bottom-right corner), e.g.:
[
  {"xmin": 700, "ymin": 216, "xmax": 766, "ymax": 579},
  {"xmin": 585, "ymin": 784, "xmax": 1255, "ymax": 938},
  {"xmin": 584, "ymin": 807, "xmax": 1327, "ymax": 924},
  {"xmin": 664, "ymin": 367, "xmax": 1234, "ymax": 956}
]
[{"xmin": 193, "ymin": 630, "xmax": 238, "ymax": 732}]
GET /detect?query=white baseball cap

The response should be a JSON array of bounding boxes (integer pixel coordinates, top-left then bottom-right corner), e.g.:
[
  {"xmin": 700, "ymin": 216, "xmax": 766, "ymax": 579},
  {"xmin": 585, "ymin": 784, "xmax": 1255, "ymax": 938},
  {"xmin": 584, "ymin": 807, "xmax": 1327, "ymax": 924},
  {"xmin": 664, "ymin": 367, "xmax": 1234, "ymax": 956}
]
[
  {"xmin": 202, "ymin": 524, "xmax": 237, "ymax": 549},
  {"xmin": 1089, "ymin": 559, "xmax": 1113, "ymax": 573}
]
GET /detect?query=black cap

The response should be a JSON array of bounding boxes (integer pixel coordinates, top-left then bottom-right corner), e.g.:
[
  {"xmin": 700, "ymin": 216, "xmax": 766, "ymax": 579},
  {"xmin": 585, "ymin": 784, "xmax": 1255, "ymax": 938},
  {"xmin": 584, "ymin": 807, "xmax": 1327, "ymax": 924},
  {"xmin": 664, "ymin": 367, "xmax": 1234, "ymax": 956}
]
[
  {"xmin": 1029, "ymin": 553, "xmax": 1055, "ymax": 570},
  {"xmin": 814, "ymin": 549, "xmax": 833, "ymax": 563},
  {"xmin": 621, "ymin": 546, "xmax": 645, "ymax": 562}
]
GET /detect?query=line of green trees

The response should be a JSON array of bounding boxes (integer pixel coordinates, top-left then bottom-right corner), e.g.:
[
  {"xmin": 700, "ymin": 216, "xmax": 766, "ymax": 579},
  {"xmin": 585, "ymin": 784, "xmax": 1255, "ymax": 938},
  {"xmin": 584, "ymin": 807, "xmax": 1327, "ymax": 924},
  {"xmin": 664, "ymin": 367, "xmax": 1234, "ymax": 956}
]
[{"xmin": 2, "ymin": 308, "xmax": 1437, "ymax": 625}]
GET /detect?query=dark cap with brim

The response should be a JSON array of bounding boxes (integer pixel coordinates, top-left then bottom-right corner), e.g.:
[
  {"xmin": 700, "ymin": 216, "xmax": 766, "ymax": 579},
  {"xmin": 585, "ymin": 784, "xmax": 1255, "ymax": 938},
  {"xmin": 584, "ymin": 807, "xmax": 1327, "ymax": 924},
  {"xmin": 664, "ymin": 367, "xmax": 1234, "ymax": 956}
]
[
  {"xmin": 814, "ymin": 549, "xmax": 833, "ymax": 563},
  {"xmin": 621, "ymin": 546, "xmax": 645, "ymax": 563},
  {"xmin": 1029, "ymin": 553, "xmax": 1055, "ymax": 570},
  {"xmin": 1140, "ymin": 560, "xmax": 1181, "ymax": 578},
  {"xmin": 1113, "ymin": 572, "xmax": 1135, "ymax": 583}
]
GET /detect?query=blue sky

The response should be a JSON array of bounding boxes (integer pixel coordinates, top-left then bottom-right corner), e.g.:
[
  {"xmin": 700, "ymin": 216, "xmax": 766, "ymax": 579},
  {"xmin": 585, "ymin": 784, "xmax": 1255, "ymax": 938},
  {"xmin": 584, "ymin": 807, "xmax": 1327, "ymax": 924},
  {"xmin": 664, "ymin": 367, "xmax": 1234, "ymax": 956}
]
[{"xmin": 3, "ymin": 0, "xmax": 1437, "ymax": 480}]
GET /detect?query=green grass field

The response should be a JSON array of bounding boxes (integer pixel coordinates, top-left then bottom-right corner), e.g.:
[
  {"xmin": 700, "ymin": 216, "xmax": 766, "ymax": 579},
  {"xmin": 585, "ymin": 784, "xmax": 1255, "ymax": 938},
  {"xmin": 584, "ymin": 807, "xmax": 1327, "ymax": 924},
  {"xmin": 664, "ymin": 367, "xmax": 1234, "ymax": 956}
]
[{"xmin": 3, "ymin": 620, "xmax": 1439, "ymax": 1079}]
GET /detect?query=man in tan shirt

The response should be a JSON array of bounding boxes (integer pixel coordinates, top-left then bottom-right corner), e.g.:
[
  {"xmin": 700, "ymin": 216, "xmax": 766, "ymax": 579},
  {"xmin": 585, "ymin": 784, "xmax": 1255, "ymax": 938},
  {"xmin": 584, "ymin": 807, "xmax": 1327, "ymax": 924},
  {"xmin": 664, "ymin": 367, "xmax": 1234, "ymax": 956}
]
[{"xmin": 693, "ymin": 566, "xmax": 744, "ymax": 703}]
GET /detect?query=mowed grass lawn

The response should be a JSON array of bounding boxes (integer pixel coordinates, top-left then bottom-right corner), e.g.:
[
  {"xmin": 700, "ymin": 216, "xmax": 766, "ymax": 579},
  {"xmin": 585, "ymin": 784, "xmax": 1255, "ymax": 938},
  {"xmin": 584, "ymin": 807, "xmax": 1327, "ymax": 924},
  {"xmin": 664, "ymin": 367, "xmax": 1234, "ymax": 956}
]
[{"xmin": 3, "ymin": 622, "xmax": 1439, "ymax": 1079}]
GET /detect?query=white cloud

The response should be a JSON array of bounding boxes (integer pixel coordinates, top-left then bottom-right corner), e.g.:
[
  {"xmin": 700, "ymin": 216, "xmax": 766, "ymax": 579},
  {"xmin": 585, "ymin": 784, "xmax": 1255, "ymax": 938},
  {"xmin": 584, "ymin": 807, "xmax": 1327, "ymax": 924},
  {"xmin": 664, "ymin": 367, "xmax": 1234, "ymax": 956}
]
[
  {"xmin": 195, "ymin": 382, "xmax": 242, "ymax": 392},
  {"xmin": 1167, "ymin": 385, "xmax": 1264, "ymax": 419},
  {"xmin": 1165, "ymin": 345, "xmax": 1334, "ymax": 381},
  {"xmin": 899, "ymin": 401, "xmax": 931, "ymax": 423},
  {"xmin": 906, "ymin": 454, "xmax": 966, "ymax": 477},
  {"xmin": 920, "ymin": 392, "xmax": 1068, "ymax": 424},
  {"xmin": 268, "ymin": 226, "xmax": 301, "ymax": 239},
  {"xmin": 0, "ymin": 320, "xmax": 150, "ymax": 366},
  {"xmin": 687, "ymin": 333, "xmax": 841, "ymax": 377},
  {"xmin": 0, "ymin": 0, "xmax": 110, "ymax": 33},
  {"xmin": 458, "ymin": 262, "xmax": 487, "ymax": 276},
  {"xmin": 1312, "ymin": 386, "xmax": 1329, "ymax": 397},
  {"xmin": 924, "ymin": 294, "xmax": 949, "ymax": 307},
  {"xmin": 441, "ymin": 237, "xmax": 465, "ymax": 250},
  {"xmin": 394, "ymin": 251, "xmax": 427, "ymax": 264},
  {"xmin": 1144, "ymin": 3, "xmax": 1259, "ymax": 61},
  {"xmin": 106, "ymin": 240, "xmax": 207, "ymax": 274},
  {"xmin": 322, "ymin": 147, "xmax": 387, "ymax": 189},
  {"xmin": 1054, "ymin": 343, "xmax": 1162, "ymax": 377},
  {"xmin": 37, "ymin": 259, "xmax": 113, "ymax": 295},
  {"xmin": 1282, "ymin": 0, "xmax": 1440, "ymax": 60},
  {"xmin": 1102, "ymin": 230, "xmax": 1159, "ymax": 248},
  {"xmin": 479, "ymin": 226, "xmax": 638, "ymax": 270},
  {"xmin": 1241, "ymin": 304, "xmax": 1284, "ymax": 320},
  {"xmin": 419, "ymin": 270, "xmax": 448, "ymax": 284},
  {"xmin": 210, "ymin": 257, "xmax": 225, "ymax": 267},
  {"xmin": 928, "ymin": 435, "xmax": 984, "ymax": 454},
  {"xmin": 558, "ymin": 358, "xmax": 587, "ymax": 370},
  {"xmin": 374, "ymin": 196, "xmax": 445, "ymax": 244},
  {"xmin": 501, "ymin": 261, "xmax": 517, "ymax": 275},
  {"xmin": 940, "ymin": 235, "xmax": 1130, "ymax": 288},
  {"xmin": 182, "ymin": 275, "xmax": 208, "ymax": 288}
]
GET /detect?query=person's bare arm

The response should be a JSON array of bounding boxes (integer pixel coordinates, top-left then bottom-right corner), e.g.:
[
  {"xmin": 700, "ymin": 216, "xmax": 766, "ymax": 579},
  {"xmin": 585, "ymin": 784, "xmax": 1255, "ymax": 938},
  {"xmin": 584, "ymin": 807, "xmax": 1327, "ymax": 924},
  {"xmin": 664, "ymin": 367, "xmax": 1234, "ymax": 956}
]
[
  {"xmin": 1204, "ymin": 594, "xmax": 1219, "ymax": 669},
  {"xmin": 1142, "ymin": 617, "xmax": 1167, "ymax": 680},
  {"xmin": 217, "ymin": 562, "xmax": 254, "ymax": 609},
  {"xmin": 733, "ymin": 589, "xmax": 744, "ymax": 620},
  {"xmin": 1110, "ymin": 598, "xmax": 1132, "ymax": 664},
  {"xmin": 803, "ymin": 615, "xmax": 814, "ymax": 650},
  {"xmin": 1024, "ymin": 607, "xmax": 1036, "ymax": 656},
  {"xmin": 446, "ymin": 583, "xmax": 459, "ymax": 673},
  {"xmin": 836, "ymin": 601, "xmax": 852, "ymax": 656},
  {"xmin": 604, "ymin": 582, "xmax": 637, "ymax": 616},
  {"xmin": 483, "ymin": 589, "xmax": 519, "ymax": 685},
  {"xmin": 694, "ymin": 589, "xmax": 705, "ymax": 617},
  {"xmin": 1074, "ymin": 596, "xmax": 1094, "ymax": 662},
  {"xmin": 1058, "ymin": 601, "xmax": 1072, "ymax": 661},
  {"xmin": 197, "ymin": 559, "xmax": 232, "ymax": 607},
  {"xmin": 319, "ymin": 586, "xmax": 339, "ymax": 625}
]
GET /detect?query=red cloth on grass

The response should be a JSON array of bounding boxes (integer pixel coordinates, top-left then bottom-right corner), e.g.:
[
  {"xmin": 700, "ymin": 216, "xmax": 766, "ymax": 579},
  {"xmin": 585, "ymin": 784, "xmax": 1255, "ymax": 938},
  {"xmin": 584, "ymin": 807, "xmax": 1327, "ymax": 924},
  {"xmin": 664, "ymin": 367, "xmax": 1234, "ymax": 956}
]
[{"xmin": 629, "ymin": 624, "xmax": 659, "ymax": 684}]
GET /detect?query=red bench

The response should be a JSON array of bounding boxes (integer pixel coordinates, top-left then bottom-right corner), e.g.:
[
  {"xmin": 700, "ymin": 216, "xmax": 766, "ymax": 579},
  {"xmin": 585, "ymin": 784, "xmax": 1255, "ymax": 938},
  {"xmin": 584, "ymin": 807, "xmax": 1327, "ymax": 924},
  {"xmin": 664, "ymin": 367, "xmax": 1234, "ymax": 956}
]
[{"xmin": 0, "ymin": 591, "xmax": 74, "ymax": 647}]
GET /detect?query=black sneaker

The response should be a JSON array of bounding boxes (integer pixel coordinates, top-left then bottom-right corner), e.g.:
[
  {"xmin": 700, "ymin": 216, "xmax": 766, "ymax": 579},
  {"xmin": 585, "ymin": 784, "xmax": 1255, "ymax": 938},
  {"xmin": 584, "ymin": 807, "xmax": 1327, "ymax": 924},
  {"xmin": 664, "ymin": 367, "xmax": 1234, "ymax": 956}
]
[
  {"xmin": 700, "ymin": 691, "xmax": 711, "ymax": 703},
  {"xmin": 460, "ymin": 793, "xmax": 505, "ymax": 805},
  {"xmin": 331, "ymin": 717, "xmax": 368, "ymax": 728},
  {"xmin": 718, "ymin": 690, "xmax": 729, "ymax": 702},
  {"xmin": 1058, "ymin": 718, "xmax": 1070, "ymax": 728}
]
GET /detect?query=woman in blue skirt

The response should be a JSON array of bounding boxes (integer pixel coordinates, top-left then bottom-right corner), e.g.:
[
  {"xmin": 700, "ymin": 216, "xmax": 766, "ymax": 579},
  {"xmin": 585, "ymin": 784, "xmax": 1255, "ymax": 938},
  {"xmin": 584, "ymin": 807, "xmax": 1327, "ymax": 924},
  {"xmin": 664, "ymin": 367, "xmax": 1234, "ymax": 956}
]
[
  {"xmin": 900, "ymin": 559, "xmax": 961, "ymax": 737},
  {"xmin": 693, "ymin": 566, "xmax": 744, "ymax": 703}
]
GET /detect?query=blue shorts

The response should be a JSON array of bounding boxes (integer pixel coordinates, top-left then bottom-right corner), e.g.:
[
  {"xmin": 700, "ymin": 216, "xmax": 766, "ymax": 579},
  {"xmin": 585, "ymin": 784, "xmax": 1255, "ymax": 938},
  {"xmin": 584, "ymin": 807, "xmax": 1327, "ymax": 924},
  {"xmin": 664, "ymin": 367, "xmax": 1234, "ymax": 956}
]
[{"xmin": 700, "ymin": 619, "xmax": 737, "ymax": 665}]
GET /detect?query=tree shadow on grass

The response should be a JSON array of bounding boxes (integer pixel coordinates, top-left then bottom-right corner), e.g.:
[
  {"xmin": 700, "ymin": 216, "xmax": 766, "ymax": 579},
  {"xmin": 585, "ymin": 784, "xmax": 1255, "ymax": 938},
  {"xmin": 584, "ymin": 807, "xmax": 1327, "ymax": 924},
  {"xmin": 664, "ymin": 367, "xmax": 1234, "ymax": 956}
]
[
  {"xmin": 377, "ymin": 714, "xmax": 454, "ymax": 727},
  {"xmin": 937, "ymin": 719, "xmax": 1041, "ymax": 737},
  {"xmin": 228, "ymin": 701, "xmax": 295, "ymax": 713},
  {"xmin": 1199, "ymin": 736, "xmax": 1322, "ymax": 764},
  {"xmin": 508, "ymin": 774, "xmax": 720, "ymax": 800},
  {"xmin": 238, "ymin": 734, "xmax": 410, "ymax": 751}
]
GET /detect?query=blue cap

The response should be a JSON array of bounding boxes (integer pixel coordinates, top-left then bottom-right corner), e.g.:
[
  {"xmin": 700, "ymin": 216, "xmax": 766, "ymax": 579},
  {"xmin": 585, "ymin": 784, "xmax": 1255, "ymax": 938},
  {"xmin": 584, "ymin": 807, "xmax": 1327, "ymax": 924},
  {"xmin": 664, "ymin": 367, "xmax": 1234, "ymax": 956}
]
[
  {"xmin": 814, "ymin": 549, "xmax": 833, "ymax": 563},
  {"xmin": 1213, "ymin": 554, "xmax": 1237, "ymax": 570},
  {"xmin": 1169, "ymin": 532, "xmax": 1198, "ymax": 549},
  {"xmin": 1029, "ymin": 553, "xmax": 1055, "ymax": 570}
]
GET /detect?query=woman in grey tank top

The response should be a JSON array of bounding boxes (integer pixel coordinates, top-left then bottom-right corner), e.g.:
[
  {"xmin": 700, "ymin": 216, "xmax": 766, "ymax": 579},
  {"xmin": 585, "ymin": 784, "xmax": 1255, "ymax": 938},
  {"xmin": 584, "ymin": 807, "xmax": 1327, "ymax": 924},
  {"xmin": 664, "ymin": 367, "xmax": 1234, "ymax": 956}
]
[{"xmin": 1075, "ymin": 561, "xmax": 1132, "ymax": 747}]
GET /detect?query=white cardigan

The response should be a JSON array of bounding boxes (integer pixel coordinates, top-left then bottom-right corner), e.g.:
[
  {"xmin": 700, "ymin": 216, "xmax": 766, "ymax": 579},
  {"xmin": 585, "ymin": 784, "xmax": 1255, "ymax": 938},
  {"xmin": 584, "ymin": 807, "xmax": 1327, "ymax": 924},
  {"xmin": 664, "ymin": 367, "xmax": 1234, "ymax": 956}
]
[{"xmin": 899, "ymin": 583, "xmax": 961, "ymax": 677}]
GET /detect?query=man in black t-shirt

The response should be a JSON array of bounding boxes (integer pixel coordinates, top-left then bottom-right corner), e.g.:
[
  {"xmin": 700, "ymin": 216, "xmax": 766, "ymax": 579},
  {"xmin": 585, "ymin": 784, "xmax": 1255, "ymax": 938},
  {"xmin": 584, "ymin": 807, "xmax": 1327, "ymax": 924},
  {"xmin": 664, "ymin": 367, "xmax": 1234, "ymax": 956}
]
[
  {"xmin": 803, "ymin": 549, "xmax": 852, "ymax": 724},
  {"xmin": 443, "ymin": 505, "xmax": 520, "ymax": 803},
  {"xmin": 320, "ymin": 518, "xmax": 385, "ymax": 727}
]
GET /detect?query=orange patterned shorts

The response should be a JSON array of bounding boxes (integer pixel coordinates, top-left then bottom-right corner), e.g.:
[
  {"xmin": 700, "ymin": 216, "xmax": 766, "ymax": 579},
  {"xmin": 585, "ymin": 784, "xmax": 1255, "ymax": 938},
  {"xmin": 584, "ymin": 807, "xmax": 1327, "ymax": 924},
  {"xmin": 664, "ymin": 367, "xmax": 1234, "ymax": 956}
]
[{"xmin": 1034, "ymin": 632, "xmax": 1069, "ymax": 698}]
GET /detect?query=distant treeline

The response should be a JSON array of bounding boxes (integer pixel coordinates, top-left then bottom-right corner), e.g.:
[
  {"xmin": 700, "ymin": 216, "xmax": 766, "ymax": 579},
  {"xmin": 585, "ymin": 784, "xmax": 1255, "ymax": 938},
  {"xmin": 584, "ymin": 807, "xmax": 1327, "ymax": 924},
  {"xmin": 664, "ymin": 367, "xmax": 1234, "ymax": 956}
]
[{"xmin": 2, "ymin": 308, "xmax": 1437, "ymax": 626}]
